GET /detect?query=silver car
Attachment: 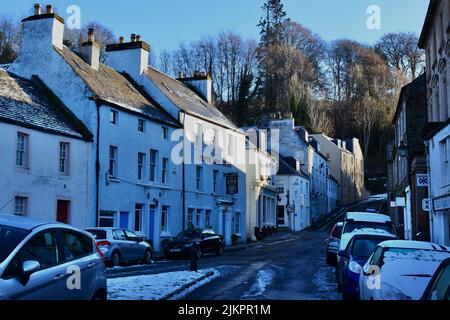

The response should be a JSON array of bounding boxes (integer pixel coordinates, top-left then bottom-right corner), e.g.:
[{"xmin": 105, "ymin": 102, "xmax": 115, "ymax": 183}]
[
  {"xmin": 0, "ymin": 215, "xmax": 107, "ymax": 300},
  {"xmin": 86, "ymin": 228, "xmax": 153, "ymax": 267}
]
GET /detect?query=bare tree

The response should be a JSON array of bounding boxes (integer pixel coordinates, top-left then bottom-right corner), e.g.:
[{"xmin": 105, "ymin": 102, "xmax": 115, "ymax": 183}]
[{"xmin": 0, "ymin": 15, "xmax": 20, "ymax": 64}]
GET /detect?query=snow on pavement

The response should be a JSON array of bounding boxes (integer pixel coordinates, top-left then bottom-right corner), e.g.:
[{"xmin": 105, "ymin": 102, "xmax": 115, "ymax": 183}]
[{"xmin": 108, "ymin": 268, "xmax": 218, "ymax": 300}]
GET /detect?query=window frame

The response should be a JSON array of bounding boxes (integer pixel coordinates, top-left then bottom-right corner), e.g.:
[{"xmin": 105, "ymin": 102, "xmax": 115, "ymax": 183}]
[
  {"xmin": 150, "ymin": 149, "xmax": 158, "ymax": 182},
  {"xmin": 138, "ymin": 118, "xmax": 146, "ymax": 133},
  {"xmin": 14, "ymin": 196, "xmax": 29, "ymax": 217},
  {"xmin": 196, "ymin": 166, "xmax": 203, "ymax": 191},
  {"xmin": 16, "ymin": 132, "xmax": 29, "ymax": 169},
  {"xmin": 162, "ymin": 157, "xmax": 169, "ymax": 184},
  {"xmin": 138, "ymin": 152, "xmax": 146, "ymax": 181},
  {"xmin": 59, "ymin": 142, "xmax": 70, "ymax": 175},
  {"xmin": 110, "ymin": 109, "xmax": 118, "ymax": 125},
  {"xmin": 161, "ymin": 206, "xmax": 169, "ymax": 233},
  {"xmin": 134, "ymin": 204, "xmax": 144, "ymax": 232},
  {"xmin": 109, "ymin": 146, "xmax": 118, "ymax": 178}
]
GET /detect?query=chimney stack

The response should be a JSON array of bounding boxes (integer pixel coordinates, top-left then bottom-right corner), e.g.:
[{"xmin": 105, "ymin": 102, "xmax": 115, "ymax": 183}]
[
  {"xmin": 179, "ymin": 71, "xmax": 213, "ymax": 104},
  {"xmin": 81, "ymin": 28, "xmax": 100, "ymax": 70},
  {"xmin": 105, "ymin": 32, "xmax": 150, "ymax": 84},
  {"xmin": 34, "ymin": 3, "xmax": 42, "ymax": 15},
  {"xmin": 46, "ymin": 4, "xmax": 54, "ymax": 14}
]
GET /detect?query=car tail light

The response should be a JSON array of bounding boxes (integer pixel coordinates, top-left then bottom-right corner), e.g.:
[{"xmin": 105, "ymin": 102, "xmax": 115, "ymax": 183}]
[
  {"xmin": 95, "ymin": 242, "xmax": 105, "ymax": 260},
  {"xmin": 97, "ymin": 240, "xmax": 111, "ymax": 247}
]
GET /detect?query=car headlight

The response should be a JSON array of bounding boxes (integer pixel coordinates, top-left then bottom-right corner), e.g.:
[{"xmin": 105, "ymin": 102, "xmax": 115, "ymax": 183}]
[
  {"xmin": 348, "ymin": 260, "xmax": 362, "ymax": 274},
  {"xmin": 380, "ymin": 283, "xmax": 412, "ymax": 300},
  {"xmin": 184, "ymin": 243, "xmax": 194, "ymax": 248}
]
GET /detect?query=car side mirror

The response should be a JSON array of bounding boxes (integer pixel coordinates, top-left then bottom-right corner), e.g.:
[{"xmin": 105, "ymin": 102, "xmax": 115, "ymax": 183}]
[
  {"xmin": 338, "ymin": 250, "xmax": 348, "ymax": 258},
  {"xmin": 20, "ymin": 260, "xmax": 40, "ymax": 285}
]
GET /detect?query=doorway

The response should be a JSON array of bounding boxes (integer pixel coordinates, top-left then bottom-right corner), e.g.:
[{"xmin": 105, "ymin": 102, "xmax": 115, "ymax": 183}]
[
  {"xmin": 56, "ymin": 200, "xmax": 70, "ymax": 224},
  {"xmin": 277, "ymin": 206, "xmax": 285, "ymax": 226}
]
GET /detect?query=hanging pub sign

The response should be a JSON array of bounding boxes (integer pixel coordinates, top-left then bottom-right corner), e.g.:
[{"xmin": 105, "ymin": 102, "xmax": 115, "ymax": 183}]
[{"xmin": 226, "ymin": 173, "xmax": 239, "ymax": 195}]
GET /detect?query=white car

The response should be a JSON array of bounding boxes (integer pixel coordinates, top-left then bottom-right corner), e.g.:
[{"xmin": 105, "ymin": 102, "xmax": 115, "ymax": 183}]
[
  {"xmin": 359, "ymin": 240, "xmax": 450, "ymax": 300},
  {"xmin": 339, "ymin": 212, "xmax": 396, "ymax": 255}
]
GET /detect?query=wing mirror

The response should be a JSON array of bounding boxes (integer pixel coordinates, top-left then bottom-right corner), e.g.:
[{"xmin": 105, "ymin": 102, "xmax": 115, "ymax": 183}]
[{"xmin": 20, "ymin": 260, "xmax": 40, "ymax": 285}]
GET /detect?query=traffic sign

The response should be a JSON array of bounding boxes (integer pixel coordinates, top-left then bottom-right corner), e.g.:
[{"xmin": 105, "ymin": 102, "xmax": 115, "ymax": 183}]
[{"xmin": 422, "ymin": 198, "xmax": 431, "ymax": 212}]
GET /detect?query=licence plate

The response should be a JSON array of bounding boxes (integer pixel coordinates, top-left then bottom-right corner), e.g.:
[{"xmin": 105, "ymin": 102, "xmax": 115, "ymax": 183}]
[{"xmin": 170, "ymin": 249, "xmax": 181, "ymax": 253}]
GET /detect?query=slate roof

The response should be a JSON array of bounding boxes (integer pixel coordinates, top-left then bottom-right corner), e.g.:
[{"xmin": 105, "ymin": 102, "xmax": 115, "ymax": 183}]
[
  {"xmin": 145, "ymin": 67, "xmax": 238, "ymax": 130},
  {"xmin": 55, "ymin": 47, "xmax": 179, "ymax": 127},
  {"xmin": 0, "ymin": 69, "xmax": 92, "ymax": 141},
  {"xmin": 277, "ymin": 156, "xmax": 309, "ymax": 178}
]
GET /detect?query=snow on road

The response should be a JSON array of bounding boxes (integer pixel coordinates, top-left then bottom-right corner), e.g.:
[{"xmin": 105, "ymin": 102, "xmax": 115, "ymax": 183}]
[
  {"xmin": 108, "ymin": 269, "xmax": 218, "ymax": 300},
  {"xmin": 312, "ymin": 267, "xmax": 341, "ymax": 300},
  {"xmin": 241, "ymin": 268, "xmax": 278, "ymax": 299}
]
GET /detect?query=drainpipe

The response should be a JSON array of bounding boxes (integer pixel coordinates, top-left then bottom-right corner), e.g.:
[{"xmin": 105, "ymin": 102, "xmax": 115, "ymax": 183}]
[
  {"xmin": 95, "ymin": 100, "xmax": 101, "ymax": 227},
  {"xmin": 424, "ymin": 140, "xmax": 434, "ymax": 241},
  {"xmin": 181, "ymin": 111, "xmax": 186, "ymax": 231}
]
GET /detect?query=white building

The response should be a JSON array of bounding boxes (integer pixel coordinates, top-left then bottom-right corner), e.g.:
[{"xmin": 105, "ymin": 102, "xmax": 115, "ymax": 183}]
[
  {"xmin": 0, "ymin": 67, "xmax": 94, "ymax": 227},
  {"xmin": 419, "ymin": 0, "xmax": 450, "ymax": 246},
  {"xmin": 8, "ymin": 6, "xmax": 183, "ymax": 251},
  {"xmin": 275, "ymin": 157, "xmax": 310, "ymax": 231},
  {"xmin": 243, "ymin": 127, "xmax": 278, "ymax": 241},
  {"xmin": 104, "ymin": 38, "xmax": 247, "ymax": 246}
]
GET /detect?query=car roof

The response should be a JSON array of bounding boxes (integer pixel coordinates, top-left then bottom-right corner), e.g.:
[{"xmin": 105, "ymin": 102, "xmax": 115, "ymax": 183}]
[
  {"xmin": 345, "ymin": 212, "xmax": 392, "ymax": 223},
  {"xmin": 0, "ymin": 214, "xmax": 59, "ymax": 231},
  {"xmin": 379, "ymin": 240, "xmax": 449, "ymax": 251}
]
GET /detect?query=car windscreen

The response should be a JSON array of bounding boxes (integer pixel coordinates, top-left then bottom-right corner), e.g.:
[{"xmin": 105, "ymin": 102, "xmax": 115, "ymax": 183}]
[
  {"xmin": 175, "ymin": 230, "xmax": 201, "ymax": 240},
  {"xmin": 0, "ymin": 224, "xmax": 30, "ymax": 263},
  {"xmin": 351, "ymin": 237, "xmax": 392, "ymax": 258},
  {"xmin": 86, "ymin": 229, "xmax": 107, "ymax": 240},
  {"xmin": 344, "ymin": 221, "xmax": 395, "ymax": 235}
]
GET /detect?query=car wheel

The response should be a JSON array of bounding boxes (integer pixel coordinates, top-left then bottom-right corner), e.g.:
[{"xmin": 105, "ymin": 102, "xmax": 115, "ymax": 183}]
[
  {"xmin": 216, "ymin": 244, "xmax": 224, "ymax": 256},
  {"xmin": 143, "ymin": 249, "xmax": 152, "ymax": 264},
  {"xmin": 91, "ymin": 289, "xmax": 107, "ymax": 301},
  {"xmin": 111, "ymin": 251, "xmax": 121, "ymax": 267},
  {"xmin": 196, "ymin": 247, "xmax": 202, "ymax": 258}
]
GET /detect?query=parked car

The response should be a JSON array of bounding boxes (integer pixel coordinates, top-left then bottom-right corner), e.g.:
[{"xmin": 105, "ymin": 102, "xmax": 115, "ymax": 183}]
[
  {"xmin": 359, "ymin": 240, "xmax": 450, "ymax": 300},
  {"xmin": 337, "ymin": 233, "xmax": 397, "ymax": 300},
  {"xmin": 0, "ymin": 215, "xmax": 106, "ymax": 300},
  {"xmin": 164, "ymin": 229, "xmax": 224, "ymax": 259},
  {"xmin": 326, "ymin": 222, "xmax": 343, "ymax": 266},
  {"xmin": 421, "ymin": 258, "xmax": 450, "ymax": 300},
  {"xmin": 86, "ymin": 228, "xmax": 152, "ymax": 267},
  {"xmin": 339, "ymin": 212, "xmax": 396, "ymax": 254}
]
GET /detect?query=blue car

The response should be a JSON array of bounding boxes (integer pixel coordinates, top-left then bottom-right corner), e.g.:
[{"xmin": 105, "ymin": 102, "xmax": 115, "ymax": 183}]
[{"xmin": 338, "ymin": 234, "xmax": 397, "ymax": 300}]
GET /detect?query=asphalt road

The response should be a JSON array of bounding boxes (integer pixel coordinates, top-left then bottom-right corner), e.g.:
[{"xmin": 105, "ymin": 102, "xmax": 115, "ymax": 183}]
[{"xmin": 107, "ymin": 198, "xmax": 387, "ymax": 300}]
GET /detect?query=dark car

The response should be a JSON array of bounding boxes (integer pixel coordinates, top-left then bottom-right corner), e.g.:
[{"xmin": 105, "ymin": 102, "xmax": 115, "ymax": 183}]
[
  {"xmin": 164, "ymin": 229, "xmax": 224, "ymax": 259},
  {"xmin": 337, "ymin": 233, "xmax": 396, "ymax": 300},
  {"xmin": 421, "ymin": 258, "xmax": 450, "ymax": 300},
  {"xmin": 326, "ymin": 222, "xmax": 343, "ymax": 265}
]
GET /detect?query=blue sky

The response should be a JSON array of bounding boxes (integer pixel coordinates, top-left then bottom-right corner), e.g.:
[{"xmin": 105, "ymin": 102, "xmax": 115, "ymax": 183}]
[{"xmin": 3, "ymin": 0, "xmax": 429, "ymax": 55}]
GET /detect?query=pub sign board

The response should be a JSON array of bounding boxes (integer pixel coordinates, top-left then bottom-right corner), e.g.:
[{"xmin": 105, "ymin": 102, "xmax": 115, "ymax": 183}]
[{"xmin": 226, "ymin": 174, "xmax": 238, "ymax": 195}]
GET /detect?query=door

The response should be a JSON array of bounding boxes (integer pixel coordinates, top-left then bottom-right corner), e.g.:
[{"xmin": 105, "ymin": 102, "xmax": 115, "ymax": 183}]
[
  {"xmin": 56, "ymin": 200, "xmax": 70, "ymax": 224},
  {"xmin": 58, "ymin": 229, "xmax": 98, "ymax": 299},
  {"xmin": 148, "ymin": 208, "xmax": 155, "ymax": 244},
  {"xmin": 112, "ymin": 229, "xmax": 131, "ymax": 261},
  {"xmin": 124, "ymin": 230, "xmax": 142, "ymax": 260},
  {"xmin": 222, "ymin": 212, "xmax": 232, "ymax": 246},
  {"xmin": 277, "ymin": 206, "xmax": 285, "ymax": 226},
  {"xmin": 0, "ymin": 230, "xmax": 70, "ymax": 300},
  {"xmin": 119, "ymin": 212, "xmax": 129, "ymax": 229}
]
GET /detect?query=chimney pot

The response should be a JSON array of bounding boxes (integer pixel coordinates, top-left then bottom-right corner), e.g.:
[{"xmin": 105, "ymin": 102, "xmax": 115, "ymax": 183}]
[
  {"xmin": 88, "ymin": 28, "xmax": 95, "ymax": 42},
  {"xmin": 46, "ymin": 4, "xmax": 54, "ymax": 14},
  {"xmin": 34, "ymin": 3, "xmax": 42, "ymax": 15},
  {"xmin": 119, "ymin": 36, "xmax": 125, "ymax": 44},
  {"xmin": 131, "ymin": 34, "xmax": 136, "ymax": 42},
  {"xmin": 136, "ymin": 35, "xmax": 142, "ymax": 42}
]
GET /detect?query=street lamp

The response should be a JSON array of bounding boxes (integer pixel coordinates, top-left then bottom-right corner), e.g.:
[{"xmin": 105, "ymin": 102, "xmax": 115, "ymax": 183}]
[{"xmin": 398, "ymin": 141, "xmax": 408, "ymax": 158}]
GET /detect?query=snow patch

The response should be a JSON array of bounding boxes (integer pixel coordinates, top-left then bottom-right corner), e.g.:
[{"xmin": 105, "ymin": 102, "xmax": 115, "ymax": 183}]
[
  {"xmin": 169, "ymin": 270, "xmax": 221, "ymax": 300},
  {"xmin": 107, "ymin": 268, "xmax": 218, "ymax": 300},
  {"xmin": 241, "ymin": 268, "xmax": 277, "ymax": 298}
]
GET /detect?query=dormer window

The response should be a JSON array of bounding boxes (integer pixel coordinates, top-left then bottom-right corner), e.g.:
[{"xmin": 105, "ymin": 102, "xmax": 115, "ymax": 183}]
[{"xmin": 138, "ymin": 119, "xmax": 145, "ymax": 133}]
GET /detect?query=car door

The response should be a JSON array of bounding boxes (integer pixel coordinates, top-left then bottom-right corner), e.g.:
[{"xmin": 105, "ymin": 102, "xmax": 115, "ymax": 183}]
[
  {"xmin": 124, "ymin": 230, "xmax": 141, "ymax": 260},
  {"xmin": 57, "ymin": 229, "xmax": 99, "ymax": 300},
  {"xmin": 0, "ymin": 230, "xmax": 70, "ymax": 300},
  {"xmin": 112, "ymin": 229, "xmax": 131, "ymax": 261},
  {"xmin": 360, "ymin": 247, "xmax": 384, "ymax": 300},
  {"xmin": 199, "ymin": 231, "xmax": 211, "ymax": 252}
]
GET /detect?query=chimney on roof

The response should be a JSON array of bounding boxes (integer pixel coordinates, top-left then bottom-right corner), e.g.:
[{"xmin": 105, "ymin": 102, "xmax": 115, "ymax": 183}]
[
  {"xmin": 119, "ymin": 36, "xmax": 125, "ymax": 44},
  {"xmin": 178, "ymin": 70, "xmax": 213, "ymax": 104},
  {"xmin": 46, "ymin": 4, "xmax": 54, "ymax": 14},
  {"xmin": 81, "ymin": 28, "xmax": 100, "ymax": 71},
  {"xmin": 34, "ymin": 3, "xmax": 42, "ymax": 15},
  {"xmin": 105, "ymin": 33, "xmax": 150, "ymax": 84},
  {"xmin": 13, "ymin": 3, "xmax": 64, "ymax": 64}
]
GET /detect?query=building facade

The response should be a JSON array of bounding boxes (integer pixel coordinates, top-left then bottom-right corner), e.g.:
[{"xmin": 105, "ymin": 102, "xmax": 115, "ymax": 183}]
[
  {"xmin": 387, "ymin": 73, "xmax": 429, "ymax": 241},
  {"xmin": 8, "ymin": 7, "xmax": 183, "ymax": 252},
  {"xmin": 105, "ymin": 38, "xmax": 247, "ymax": 246},
  {"xmin": 275, "ymin": 157, "xmax": 311, "ymax": 231},
  {"xmin": 327, "ymin": 175, "xmax": 339, "ymax": 214},
  {"xmin": 244, "ymin": 128, "xmax": 278, "ymax": 241},
  {"xmin": 0, "ymin": 68, "xmax": 94, "ymax": 227},
  {"xmin": 419, "ymin": 0, "xmax": 450, "ymax": 246}
]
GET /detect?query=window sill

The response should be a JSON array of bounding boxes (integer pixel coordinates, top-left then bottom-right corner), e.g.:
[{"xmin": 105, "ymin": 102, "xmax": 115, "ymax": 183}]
[{"xmin": 109, "ymin": 177, "xmax": 121, "ymax": 183}]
